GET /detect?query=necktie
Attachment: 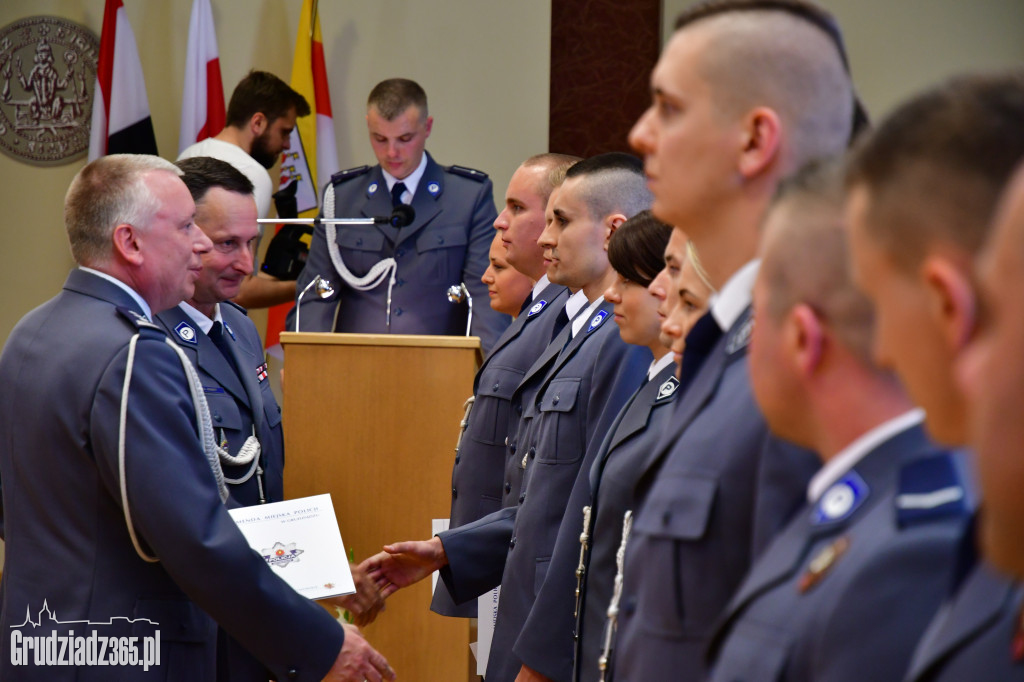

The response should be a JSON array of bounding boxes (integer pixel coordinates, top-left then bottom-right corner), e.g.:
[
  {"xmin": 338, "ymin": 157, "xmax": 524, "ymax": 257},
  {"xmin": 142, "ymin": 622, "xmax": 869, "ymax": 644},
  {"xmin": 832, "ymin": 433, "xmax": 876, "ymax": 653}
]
[
  {"xmin": 551, "ymin": 307, "xmax": 570, "ymax": 341},
  {"xmin": 391, "ymin": 182, "xmax": 408, "ymax": 208},
  {"xmin": 208, "ymin": 321, "xmax": 239, "ymax": 374},
  {"xmin": 677, "ymin": 312, "xmax": 723, "ymax": 392}
]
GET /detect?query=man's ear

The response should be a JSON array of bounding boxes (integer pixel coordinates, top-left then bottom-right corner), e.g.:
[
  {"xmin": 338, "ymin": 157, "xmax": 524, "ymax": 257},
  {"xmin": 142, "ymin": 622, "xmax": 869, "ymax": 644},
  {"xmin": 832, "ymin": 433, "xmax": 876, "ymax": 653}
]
[
  {"xmin": 738, "ymin": 107, "xmax": 782, "ymax": 179},
  {"xmin": 424, "ymin": 115, "xmax": 434, "ymax": 137},
  {"xmin": 787, "ymin": 303, "xmax": 825, "ymax": 377},
  {"xmin": 921, "ymin": 255, "xmax": 977, "ymax": 352},
  {"xmin": 112, "ymin": 223, "xmax": 143, "ymax": 266},
  {"xmin": 250, "ymin": 112, "xmax": 268, "ymax": 137},
  {"xmin": 604, "ymin": 213, "xmax": 627, "ymax": 249}
]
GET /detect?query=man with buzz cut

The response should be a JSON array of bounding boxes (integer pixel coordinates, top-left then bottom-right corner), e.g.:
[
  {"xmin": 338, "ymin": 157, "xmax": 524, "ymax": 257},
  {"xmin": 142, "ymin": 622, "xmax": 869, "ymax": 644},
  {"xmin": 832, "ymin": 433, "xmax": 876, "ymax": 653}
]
[
  {"xmin": 433, "ymin": 152, "xmax": 579, "ymax": 619},
  {"xmin": 292, "ymin": 77, "xmax": 509, "ymax": 353},
  {"xmin": 843, "ymin": 72, "xmax": 1024, "ymax": 682},
  {"xmin": 361, "ymin": 153, "xmax": 654, "ymax": 682},
  {"xmin": 706, "ymin": 161, "xmax": 971, "ymax": 682},
  {"xmin": 614, "ymin": 1, "xmax": 860, "ymax": 679}
]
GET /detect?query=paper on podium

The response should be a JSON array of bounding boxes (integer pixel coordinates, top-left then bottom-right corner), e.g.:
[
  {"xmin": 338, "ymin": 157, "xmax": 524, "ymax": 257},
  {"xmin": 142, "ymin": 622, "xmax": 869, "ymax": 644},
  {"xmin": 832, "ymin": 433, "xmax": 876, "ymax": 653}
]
[{"xmin": 229, "ymin": 493, "xmax": 355, "ymax": 600}]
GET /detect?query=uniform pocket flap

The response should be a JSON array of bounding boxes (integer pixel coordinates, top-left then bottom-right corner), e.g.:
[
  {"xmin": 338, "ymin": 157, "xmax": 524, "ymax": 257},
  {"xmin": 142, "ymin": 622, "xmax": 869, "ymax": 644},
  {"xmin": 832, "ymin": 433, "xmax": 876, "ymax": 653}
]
[
  {"xmin": 416, "ymin": 225, "xmax": 468, "ymax": 252},
  {"xmin": 205, "ymin": 392, "xmax": 243, "ymax": 431},
  {"xmin": 634, "ymin": 474, "xmax": 717, "ymax": 540},
  {"xmin": 538, "ymin": 377, "xmax": 581, "ymax": 414},
  {"xmin": 477, "ymin": 365, "xmax": 526, "ymax": 400},
  {"xmin": 336, "ymin": 227, "xmax": 386, "ymax": 252}
]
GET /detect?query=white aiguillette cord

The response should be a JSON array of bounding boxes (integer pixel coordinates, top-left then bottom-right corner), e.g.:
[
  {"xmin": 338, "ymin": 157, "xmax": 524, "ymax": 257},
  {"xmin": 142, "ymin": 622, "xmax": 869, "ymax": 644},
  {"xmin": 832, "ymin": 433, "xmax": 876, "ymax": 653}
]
[
  {"xmin": 263, "ymin": 185, "xmax": 400, "ymax": 327},
  {"xmin": 119, "ymin": 334, "xmax": 229, "ymax": 563}
]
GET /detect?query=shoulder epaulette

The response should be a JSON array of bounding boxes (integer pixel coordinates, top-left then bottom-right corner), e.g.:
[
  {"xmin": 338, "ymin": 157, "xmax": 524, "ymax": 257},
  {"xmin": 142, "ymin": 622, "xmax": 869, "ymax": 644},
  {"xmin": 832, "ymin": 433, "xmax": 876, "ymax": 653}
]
[
  {"xmin": 116, "ymin": 306, "xmax": 166, "ymax": 339},
  {"xmin": 895, "ymin": 452, "xmax": 972, "ymax": 528},
  {"xmin": 222, "ymin": 300, "xmax": 248, "ymax": 317},
  {"xmin": 330, "ymin": 166, "xmax": 371, "ymax": 186},
  {"xmin": 446, "ymin": 165, "xmax": 489, "ymax": 182}
]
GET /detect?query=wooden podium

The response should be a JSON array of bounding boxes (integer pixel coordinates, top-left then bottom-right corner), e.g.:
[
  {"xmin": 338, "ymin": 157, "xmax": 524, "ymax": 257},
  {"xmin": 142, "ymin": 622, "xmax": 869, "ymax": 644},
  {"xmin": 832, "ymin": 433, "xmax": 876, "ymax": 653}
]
[{"xmin": 280, "ymin": 332, "xmax": 482, "ymax": 682}]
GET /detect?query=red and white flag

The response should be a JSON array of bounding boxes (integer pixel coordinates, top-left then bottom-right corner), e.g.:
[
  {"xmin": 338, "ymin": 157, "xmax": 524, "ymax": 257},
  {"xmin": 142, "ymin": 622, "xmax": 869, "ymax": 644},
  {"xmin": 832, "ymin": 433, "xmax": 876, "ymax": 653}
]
[
  {"xmin": 88, "ymin": 0, "xmax": 158, "ymax": 159},
  {"xmin": 178, "ymin": 0, "xmax": 225, "ymax": 154}
]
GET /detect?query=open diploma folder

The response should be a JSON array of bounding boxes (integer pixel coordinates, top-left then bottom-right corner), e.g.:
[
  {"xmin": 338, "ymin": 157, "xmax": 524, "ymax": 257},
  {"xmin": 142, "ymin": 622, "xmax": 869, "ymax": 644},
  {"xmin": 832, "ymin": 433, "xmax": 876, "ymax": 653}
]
[{"xmin": 229, "ymin": 494, "xmax": 356, "ymax": 600}]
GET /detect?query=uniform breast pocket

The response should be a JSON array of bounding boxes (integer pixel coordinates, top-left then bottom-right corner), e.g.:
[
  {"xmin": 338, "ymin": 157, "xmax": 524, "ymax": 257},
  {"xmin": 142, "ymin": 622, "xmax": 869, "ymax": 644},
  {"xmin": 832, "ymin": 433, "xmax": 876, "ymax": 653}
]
[
  {"xmin": 471, "ymin": 365, "xmax": 525, "ymax": 445},
  {"xmin": 632, "ymin": 473, "xmax": 717, "ymax": 635},
  {"xmin": 336, "ymin": 227, "xmax": 387, "ymax": 275},
  {"xmin": 416, "ymin": 225, "xmax": 468, "ymax": 284},
  {"xmin": 536, "ymin": 377, "xmax": 583, "ymax": 463},
  {"xmin": 709, "ymin": 618, "xmax": 790, "ymax": 682},
  {"xmin": 205, "ymin": 390, "xmax": 244, "ymax": 435}
]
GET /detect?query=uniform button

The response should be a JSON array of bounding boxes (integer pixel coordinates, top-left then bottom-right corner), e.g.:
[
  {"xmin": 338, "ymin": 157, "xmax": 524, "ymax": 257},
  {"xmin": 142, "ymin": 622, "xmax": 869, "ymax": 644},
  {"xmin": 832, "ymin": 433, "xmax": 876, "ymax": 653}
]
[
  {"xmin": 504, "ymin": 482, "xmax": 511, "ymax": 493},
  {"xmin": 287, "ymin": 669, "xmax": 298, "ymax": 680},
  {"xmin": 396, "ymin": 248, "xmax": 406, "ymax": 257},
  {"xmin": 452, "ymin": 488, "xmax": 458, "ymax": 498},
  {"xmin": 505, "ymin": 436, "xmax": 510, "ymax": 446},
  {"xmin": 493, "ymin": 382, "xmax": 500, "ymax": 391},
  {"xmin": 529, "ymin": 447, "xmax": 536, "ymax": 459},
  {"xmin": 509, "ymin": 443, "xmax": 517, "ymax": 455},
  {"xmin": 395, "ymin": 308, "xmax": 403, "ymax": 316},
  {"xmin": 455, "ymin": 455, "xmax": 461, "ymax": 464},
  {"xmin": 622, "ymin": 597, "xmax": 636, "ymax": 617},
  {"xmin": 552, "ymin": 395, "xmax": 560, "ymax": 405},
  {"xmin": 437, "ymin": 235, "xmax": 445, "ymax": 244},
  {"xmin": 518, "ymin": 494, "xmax": 525, "ymax": 503},
  {"xmin": 356, "ymin": 238, "xmax": 363, "ymax": 246},
  {"xmin": 213, "ymin": 414, "xmax": 223, "ymax": 423},
  {"xmin": 516, "ymin": 404, "xmax": 522, "ymax": 414},
  {"xmin": 509, "ymin": 536, "xmax": 516, "ymax": 549},
  {"xmin": 397, "ymin": 278, "xmax": 405, "ymax": 286}
]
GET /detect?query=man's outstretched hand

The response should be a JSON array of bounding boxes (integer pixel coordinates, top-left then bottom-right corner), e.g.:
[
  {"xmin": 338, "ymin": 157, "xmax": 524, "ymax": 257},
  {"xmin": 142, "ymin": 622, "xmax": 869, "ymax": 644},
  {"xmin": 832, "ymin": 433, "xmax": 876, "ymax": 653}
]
[{"xmin": 359, "ymin": 537, "xmax": 448, "ymax": 598}]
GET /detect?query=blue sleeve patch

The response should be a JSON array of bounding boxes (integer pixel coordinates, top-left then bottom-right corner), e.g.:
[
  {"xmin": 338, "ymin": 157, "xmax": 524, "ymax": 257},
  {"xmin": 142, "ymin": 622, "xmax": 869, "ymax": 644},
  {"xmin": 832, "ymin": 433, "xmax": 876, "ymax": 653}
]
[{"xmin": 896, "ymin": 453, "xmax": 970, "ymax": 528}]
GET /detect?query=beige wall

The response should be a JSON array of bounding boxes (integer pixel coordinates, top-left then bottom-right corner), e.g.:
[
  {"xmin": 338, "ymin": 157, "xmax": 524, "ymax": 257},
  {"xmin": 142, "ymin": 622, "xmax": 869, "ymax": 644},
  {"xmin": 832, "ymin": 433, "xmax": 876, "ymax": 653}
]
[
  {"xmin": 2, "ymin": 0, "xmax": 1024, "ymax": 349},
  {"xmin": 0, "ymin": 0, "xmax": 551, "ymax": 346},
  {"xmin": 661, "ymin": 0, "xmax": 1024, "ymax": 118}
]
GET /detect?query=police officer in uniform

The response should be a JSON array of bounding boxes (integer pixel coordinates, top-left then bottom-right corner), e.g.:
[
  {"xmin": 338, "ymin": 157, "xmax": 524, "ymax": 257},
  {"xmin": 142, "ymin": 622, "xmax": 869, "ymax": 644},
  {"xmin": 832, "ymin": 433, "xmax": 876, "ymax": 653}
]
[
  {"xmin": 706, "ymin": 162, "xmax": 972, "ymax": 682},
  {"xmin": 433, "ymin": 153, "xmax": 578, "ymax": 618},
  {"xmin": 613, "ymin": 3, "xmax": 856, "ymax": 679},
  {"xmin": 291, "ymin": 78, "xmax": 509, "ymax": 353},
  {"xmin": 844, "ymin": 73, "xmax": 1024, "ymax": 682}
]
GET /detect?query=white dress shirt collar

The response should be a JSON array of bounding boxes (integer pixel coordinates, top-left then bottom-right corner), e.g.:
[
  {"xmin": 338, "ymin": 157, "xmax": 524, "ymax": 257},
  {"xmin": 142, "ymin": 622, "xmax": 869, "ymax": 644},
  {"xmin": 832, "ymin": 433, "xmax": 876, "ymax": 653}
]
[
  {"xmin": 709, "ymin": 259, "xmax": 760, "ymax": 333},
  {"xmin": 531, "ymin": 274, "xmax": 551, "ymax": 300},
  {"xmin": 648, "ymin": 351, "xmax": 675, "ymax": 381},
  {"xmin": 807, "ymin": 408, "xmax": 926, "ymax": 503},
  {"xmin": 382, "ymin": 152, "xmax": 428, "ymax": 204},
  {"xmin": 572, "ymin": 295, "xmax": 606, "ymax": 338},
  {"xmin": 178, "ymin": 301, "xmax": 223, "ymax": 334}
]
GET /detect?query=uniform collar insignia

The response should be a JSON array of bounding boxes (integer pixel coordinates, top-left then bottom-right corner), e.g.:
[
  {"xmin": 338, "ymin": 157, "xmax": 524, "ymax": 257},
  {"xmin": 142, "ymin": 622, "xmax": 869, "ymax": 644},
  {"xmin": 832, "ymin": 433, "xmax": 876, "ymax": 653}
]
[
  {"xmin": 527, "ymin": 300, "xmax": 547, "ymax": 317},
  {"xmin": 367, "ymin": 181, "xmax": 379, "ymax": 198},
  {"xmin": 725, "ymin": 316, "xmax": 754, "ymax": 355},
  {"xmin": 655, "ymin": 376, "xmax": 680, "ymax": 403},
  {"xmin": 587, "ymin": 309, "xmax": 609, "ymax": 333},
  {"xmin": 812, "ymin": 470, "xmax": 869, "ymax": 525},
  {"xmin": 427, "ymin": 181, "xmax": 441, "ymax": 198},
  {"xmin": 174, "ymin": 321, "xmax": 198, "ymax": 345}
]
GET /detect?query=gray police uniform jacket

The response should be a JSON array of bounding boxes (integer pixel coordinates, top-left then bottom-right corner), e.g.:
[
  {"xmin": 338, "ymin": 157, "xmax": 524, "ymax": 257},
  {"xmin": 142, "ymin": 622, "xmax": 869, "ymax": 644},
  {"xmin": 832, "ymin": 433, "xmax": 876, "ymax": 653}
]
[
  {"xmin": 706, "ymin": 425, "xmax": 972, "ymax": 682},
  {"xmin": 903, "ymin": 533, "xmax": 1024, "ymax": 682},
  {"xmin": 486, "ymin": 301, "xmax": 651, "ymax": 682},
  {"xmin": 0, "ymin": 270, "xmax": 344, "ymax": 682},
  {"xmin": 514, "ymin": 362, "xmax": 681, "ymax": 682},
  {"xmin": 156, "ymin": 302, "xmax": 284, "ymax": 507},
  {"xmin": 613, "ymin": 309, "xmax": 820, "ymax": 682},
  {"xmin": 289, "ymin": 152, "xmax": 509, "ymax": 354},
  {"xmin": 432, "ymin": 282, "xmax": 569, "ymax": 618}
]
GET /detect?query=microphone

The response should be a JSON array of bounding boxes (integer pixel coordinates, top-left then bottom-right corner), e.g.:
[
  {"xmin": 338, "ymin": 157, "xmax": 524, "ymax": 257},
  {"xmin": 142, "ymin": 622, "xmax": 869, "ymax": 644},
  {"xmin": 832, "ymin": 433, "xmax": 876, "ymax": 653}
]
[
  {"xmin": 374, "ymin": 205, "xmax": 416, "ymax": 228},
  {"xmin": 446, "ymin": 283, "xmax": 473, "ymax": 337},
  {"xmin": 295, "ymin": 275, "xmax": 335, "ymax": 333}
]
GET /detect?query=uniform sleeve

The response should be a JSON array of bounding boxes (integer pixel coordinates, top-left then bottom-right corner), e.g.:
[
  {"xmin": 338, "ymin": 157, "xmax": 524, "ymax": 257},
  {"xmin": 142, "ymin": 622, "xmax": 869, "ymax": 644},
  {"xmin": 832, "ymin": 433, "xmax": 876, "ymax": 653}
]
[
  {"xmin": 288, "ymin": 184, "xmax": 342, "ymax": 332},
  {"xmin": 438, "ymin": 506, "xmax": 517, "ymax": 604},
  {"xmin": 90, "ymin": 335, "xmax": 344, "ymax": 682},
  {"xmin": 460, "ymin": 178, "xmax": 510, "ymax": 354}
]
